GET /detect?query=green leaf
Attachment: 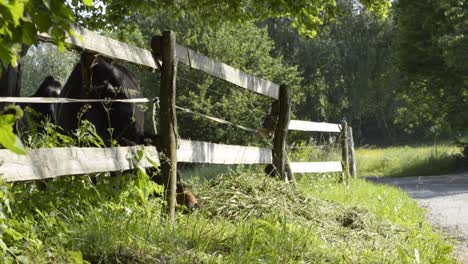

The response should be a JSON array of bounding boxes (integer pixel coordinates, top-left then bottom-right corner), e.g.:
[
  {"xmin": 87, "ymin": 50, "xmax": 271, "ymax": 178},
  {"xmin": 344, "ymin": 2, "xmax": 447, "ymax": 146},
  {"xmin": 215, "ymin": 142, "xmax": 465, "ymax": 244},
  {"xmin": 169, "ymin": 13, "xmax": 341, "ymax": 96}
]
[
  {"xmin": 21, "ymin": 22, "xmax": 37, "ymax": 45},
  {"xmin": 0, "ymin": 106, "xmax": 26, "ymax": 155},
  {"xmin": 82, "ymin": 0, "xmax": 93, "ymax": 7},
  {"xmin": 67, "ymin": 251, "xmax": 84, "ymax": 264},
  {"xmin": 5, "ymin": 1, "xmax": 25, "ymax": 26}
]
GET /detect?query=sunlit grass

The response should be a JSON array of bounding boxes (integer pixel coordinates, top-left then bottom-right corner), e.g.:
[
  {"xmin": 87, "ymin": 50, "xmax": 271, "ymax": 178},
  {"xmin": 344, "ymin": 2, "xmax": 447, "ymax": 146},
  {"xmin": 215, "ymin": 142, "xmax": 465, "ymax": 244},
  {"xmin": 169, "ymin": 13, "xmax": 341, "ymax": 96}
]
[
  {"xmin": 69, "ymin": 171, "xmax": 455, "ymax": 263},
  {"xmin": 298, "ymin": 174, "xmax": 455, "ymax": 263},
  {"xmin": 1, "ymin": 167, "xmax": 457, "ymax": 263},
  {"xmin": 356, "ymin": 145, "xmax": 463, "ymax": 177}
]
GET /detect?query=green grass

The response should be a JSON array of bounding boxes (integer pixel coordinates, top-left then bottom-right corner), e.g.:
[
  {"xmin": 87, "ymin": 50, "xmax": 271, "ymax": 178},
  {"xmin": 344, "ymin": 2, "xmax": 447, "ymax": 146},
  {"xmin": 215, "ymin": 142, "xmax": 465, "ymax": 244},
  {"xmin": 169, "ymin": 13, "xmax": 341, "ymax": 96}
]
[
  {"xmin": 0, "ymin": 123, "xmax": 459, "ymax": 263},
  {"xmin": 1, "ymin": 168, "xmax": 456, "ymax": 263},
  {"xmin": 298, "ymin": 174, "xmax": 455, "ymax": 263},
  {"xmin": 356, "ymin": 145, "xmax": 464, "ymax": 177}
]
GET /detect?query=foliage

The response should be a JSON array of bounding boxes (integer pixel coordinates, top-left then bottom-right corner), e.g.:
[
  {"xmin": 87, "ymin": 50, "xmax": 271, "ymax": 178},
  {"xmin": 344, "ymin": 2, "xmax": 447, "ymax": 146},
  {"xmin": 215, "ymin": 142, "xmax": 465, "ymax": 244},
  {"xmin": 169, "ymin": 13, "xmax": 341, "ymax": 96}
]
[
  {"xmin": 454, "ymin": 132, "xmax": 468, "ymax": 162},
  {"xmin": 393, "ymin": 0, "xmax": 468, "ymax": 134},
  {"xmin": 300, "ymin": 175, "xmax": 454, "ymax": 263},
  {"xmin": 0, "ymin": 0, "xmax": 91, "ymax": 74},
  {"xmin": 0, "ymin": 164, "xmax": 456, "ymax": 263},
  {"xmin": 74, "ymin": 0, "xmax": 390, "ymax": 36},
  {"xmin": 0, "ymin": 113, "xmax": 458, "ymax": 262},
  {"xmin": 122, "ymin": 13, "xmax": 302, "ymax": 146},
  {"xmin": 288, "ymin": 135, "xmax": 342, "ymax": 162},
  {"xmin": 20, "ymin": 43, "xmax": 78, "ymax": 96},
  {"xmin": 266, "ymin": 1, "xmax": 400, "ymax": 144},
  {"xmin": 0, "ymin": 117, "xmax": 162, "ymax": 262},
  {"xmin": 0, "ymin": 0, "xmax": 390, "ymax": 74},
  {"xmin": 0, "ymin": 105, "xmax": 25, "ymax": 154}
]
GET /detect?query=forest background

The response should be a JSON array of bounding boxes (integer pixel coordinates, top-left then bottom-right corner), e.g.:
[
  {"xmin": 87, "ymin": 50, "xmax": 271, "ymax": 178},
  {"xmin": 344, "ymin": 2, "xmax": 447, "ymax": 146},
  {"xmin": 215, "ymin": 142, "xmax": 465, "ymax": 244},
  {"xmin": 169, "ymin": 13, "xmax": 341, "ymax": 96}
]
[{"xmin": 2, "ymin": 0, "xmax": 467, "ymax": 149}]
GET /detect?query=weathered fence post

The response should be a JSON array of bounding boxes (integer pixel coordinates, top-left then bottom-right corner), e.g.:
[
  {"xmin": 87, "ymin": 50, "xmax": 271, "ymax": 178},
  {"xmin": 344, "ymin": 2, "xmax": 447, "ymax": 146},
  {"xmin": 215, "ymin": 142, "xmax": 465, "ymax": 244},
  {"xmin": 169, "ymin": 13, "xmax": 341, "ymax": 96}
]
[
  {"xmin": 273, "ymin": 84, "xmax": 294, "ymax": 183},
  {"xmin": 152, "ymin": 31, "xmax": 178, "ymax": 220},
  {"xmin": 341, "ymin": 120, "xmax": 350, "ymax": 185},
  {"xmin": 348, "ymin": 126, "xmax": 356, "ymax": 178}
]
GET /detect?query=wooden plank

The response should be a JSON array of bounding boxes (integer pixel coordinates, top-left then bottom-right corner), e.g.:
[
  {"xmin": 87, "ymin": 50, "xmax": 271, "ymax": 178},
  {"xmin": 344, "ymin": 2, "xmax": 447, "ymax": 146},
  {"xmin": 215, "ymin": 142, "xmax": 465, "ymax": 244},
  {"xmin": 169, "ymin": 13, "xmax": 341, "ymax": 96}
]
[
  {"xmin": 289, "ymin": 162, "xmax": 343, "ymax": 173},
  {"xmin": 178, "ymin": 140, "xmax": 272, "ymax": 164},
  {"xmin": 0, "ymin": 146, "xmax": 159, "ymax": 182},
  {"xmin": 341, "ymin": 121, "xmax": 350, "ymax": 185},
  {"xmin": 288, "ymin": 120, "xmax": 341, "ymax": 133},
  {"xmin": 348, "ymin": 126, "xmax": 357, "ymax": 178},
  {"xmin": 38, "ymin": 25, "xmax": 159, "ymax": 69},
  {"xmin": 176, "ymin": 44, "xmax": 190, "ymax": 65},
  {"xmin": 177, "ymin": 45, "xmax": 279, "ymax": 99},
  {"xmin": 38, "ymin": 26, "xmax": 278, "ymax": 98},
  {"xmin": 0, "ymin": 97, "xmax": 150, "ymax": 104}
]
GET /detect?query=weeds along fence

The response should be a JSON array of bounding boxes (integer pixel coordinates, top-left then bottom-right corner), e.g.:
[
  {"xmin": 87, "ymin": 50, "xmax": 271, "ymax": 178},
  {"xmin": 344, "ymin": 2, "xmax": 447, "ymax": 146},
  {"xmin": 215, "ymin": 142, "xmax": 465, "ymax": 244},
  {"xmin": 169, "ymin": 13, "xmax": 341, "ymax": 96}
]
[{"xmin": 0, "ymin": 27, "xmax": 356, "ymax": 215}]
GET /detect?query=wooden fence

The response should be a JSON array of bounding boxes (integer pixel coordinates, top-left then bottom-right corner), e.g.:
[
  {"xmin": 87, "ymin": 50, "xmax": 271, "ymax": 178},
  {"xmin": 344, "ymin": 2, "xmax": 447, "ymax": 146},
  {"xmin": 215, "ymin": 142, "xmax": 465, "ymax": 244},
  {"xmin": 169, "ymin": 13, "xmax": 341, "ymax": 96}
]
[{"xmin": 0, "ymin": 26, "xmax": 356, "ymax": 216}]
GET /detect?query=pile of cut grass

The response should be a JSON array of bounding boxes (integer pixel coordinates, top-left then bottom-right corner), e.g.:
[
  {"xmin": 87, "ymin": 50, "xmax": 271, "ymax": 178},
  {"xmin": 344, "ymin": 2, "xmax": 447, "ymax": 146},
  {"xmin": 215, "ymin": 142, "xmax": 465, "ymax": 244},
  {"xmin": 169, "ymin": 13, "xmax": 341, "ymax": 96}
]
[
  {"xmin": 1, "ymin": 169, "xmax": 456, "ymax": 263},
  {"xmin": 72, "ymin": 171, "xmax": 455, "ymax": 263}
]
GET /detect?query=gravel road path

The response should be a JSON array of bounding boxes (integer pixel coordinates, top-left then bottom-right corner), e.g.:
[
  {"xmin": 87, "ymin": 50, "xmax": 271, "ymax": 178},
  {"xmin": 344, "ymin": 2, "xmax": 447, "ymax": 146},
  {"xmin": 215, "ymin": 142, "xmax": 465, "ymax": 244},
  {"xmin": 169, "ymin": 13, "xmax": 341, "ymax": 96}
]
[{"xmin": 367, "ymin": 173, "xmax": 468, "ymax": 263}]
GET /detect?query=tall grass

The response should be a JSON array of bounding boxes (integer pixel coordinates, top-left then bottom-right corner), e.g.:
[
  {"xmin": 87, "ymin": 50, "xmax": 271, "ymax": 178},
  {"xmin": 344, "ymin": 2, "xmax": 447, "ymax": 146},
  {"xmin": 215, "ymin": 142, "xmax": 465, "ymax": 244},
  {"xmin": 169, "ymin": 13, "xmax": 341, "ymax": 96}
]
[
  {"xmin": 0, "ymin": 120, "xmax": 459, "ymax": 262},
  {"xmin": 1, "ymin": 169, "xmax": 457, "ymax": 263},
  {"xmin": 356, "ymin": 145, "xmax": 463, "ymax": 177},
  {"xmin": 72, "ymin": 171, "xmax": 458, "ymax": 263},
  {"xmin": 288, "ymin": 141, "xmax": 464, "ymax": 177}
]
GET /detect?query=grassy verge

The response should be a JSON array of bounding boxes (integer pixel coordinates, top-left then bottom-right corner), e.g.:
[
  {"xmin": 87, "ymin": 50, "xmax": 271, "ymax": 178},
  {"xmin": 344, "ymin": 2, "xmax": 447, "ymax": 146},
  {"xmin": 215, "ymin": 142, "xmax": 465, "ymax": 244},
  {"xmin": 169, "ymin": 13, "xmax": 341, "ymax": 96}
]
[
  {"xmin": 356, "ymin": 145, "xmax": 464, "ymax": 177},
  {"xmin": 1, "ymin": 167, "xmax": 456, "ymax": 263},
  {"xmin": 288, "ymin": 143, "xmax": 464, "ymax": 177}
]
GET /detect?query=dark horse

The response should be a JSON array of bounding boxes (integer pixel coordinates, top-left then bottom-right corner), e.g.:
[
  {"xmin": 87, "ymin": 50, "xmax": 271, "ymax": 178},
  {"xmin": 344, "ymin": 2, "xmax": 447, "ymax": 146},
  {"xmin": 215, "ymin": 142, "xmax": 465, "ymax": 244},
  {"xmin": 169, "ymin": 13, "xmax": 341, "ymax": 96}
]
[
  {"xmin": 56, "ymin": 56, "xmax": 199, "ymax": 209},
  {"xmin": 57, "ymin": 56, "xmax": 144, "ymax": 146},
  {"xmin": 17, "ymin": 75, "xmax": 62, "ymax": 135}
]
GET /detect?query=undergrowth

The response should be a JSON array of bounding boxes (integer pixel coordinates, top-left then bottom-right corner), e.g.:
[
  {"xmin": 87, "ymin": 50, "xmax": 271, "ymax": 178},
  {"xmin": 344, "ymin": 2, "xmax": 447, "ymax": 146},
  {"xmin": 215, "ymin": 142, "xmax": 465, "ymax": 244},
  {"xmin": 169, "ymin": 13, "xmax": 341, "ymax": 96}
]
[
  {"xmin": 0, "ymin": 117, "xmax": 457, "ymax": 263},
  {"xmin": 0, "ymin": 169, "xmax": 456, "ymax": 263}
]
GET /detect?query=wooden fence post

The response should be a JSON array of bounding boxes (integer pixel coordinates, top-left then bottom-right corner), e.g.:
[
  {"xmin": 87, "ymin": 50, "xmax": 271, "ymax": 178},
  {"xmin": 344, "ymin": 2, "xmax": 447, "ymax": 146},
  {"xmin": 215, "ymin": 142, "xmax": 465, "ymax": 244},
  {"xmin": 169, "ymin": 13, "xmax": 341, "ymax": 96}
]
[
  {"xmin": 348, "ymin": 126, "xmax": 356, "ymax": 178},
  {"xmin": 273, "ymin": 84, "xmax": 294, "ymax": 183},
  {"xmin": 152, "ymin": 31, "xmax": 178, "ymax": 220},
  {"xmin": 341, "ymin": 120, "xmax": 349, "ymax": 185}
]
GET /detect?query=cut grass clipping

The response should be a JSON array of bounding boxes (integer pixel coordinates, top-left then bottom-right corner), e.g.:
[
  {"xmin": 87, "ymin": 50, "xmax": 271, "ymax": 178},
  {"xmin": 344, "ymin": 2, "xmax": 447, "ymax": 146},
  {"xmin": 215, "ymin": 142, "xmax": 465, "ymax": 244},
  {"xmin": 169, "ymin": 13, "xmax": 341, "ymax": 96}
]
[{"xmin": 1, "ymin": 170, "xmax": 456, "ymax": 263}]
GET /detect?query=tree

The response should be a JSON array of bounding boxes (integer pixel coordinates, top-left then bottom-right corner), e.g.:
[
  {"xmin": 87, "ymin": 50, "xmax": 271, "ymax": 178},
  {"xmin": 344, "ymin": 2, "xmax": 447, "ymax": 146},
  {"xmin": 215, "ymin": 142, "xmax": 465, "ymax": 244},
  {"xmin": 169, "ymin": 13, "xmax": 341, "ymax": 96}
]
[
  {"xmin": 393, "ymin": 0, "xmax": 468, "ymax": 134},
  {"xmin": 20, "ymin": 44, "xmax": 78, "ymax": 96},
  {"xmin": 266, "ymin": 1, "xmax": 399, "ymax": 144},
  {"xmin": 0, "ymin": 0, "xmax": 390, "ymax": 75},
  {"xmin": 0, "ymin": 0, "xmax": 87, "ymax": 73},
  {"xmin": 130, "ymin": 12, "xmax": 303, "ymax": 146}
]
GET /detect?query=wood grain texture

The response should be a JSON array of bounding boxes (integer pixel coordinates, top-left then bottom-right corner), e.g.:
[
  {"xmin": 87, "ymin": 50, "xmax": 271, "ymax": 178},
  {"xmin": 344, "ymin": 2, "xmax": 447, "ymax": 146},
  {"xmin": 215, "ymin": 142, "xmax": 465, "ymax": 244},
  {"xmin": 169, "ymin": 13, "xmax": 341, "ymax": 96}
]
[
  {"xmin": 178, "ymin": 140, "xmax": 272, "ymax": 164},
  {"xmin": 288, "ymin": 120, "xmax": 341, "ymax": 133},
  {"xmin": 38, "ymin": 26, "xmax": 159, "ymax": 69},
  {"xmin": 273, "ymin": 85, "xmax": 293, "ymax": 182},
  {"xmin": 0, "ymin": 97, "xmax": 150, "ymax": 104},
  {"xmin": 348, "ymin": 126, "xmax": 357, "ymax": 178},
  {"xmin": 341, "ymin": 121, "xmax": 350, "ymax": 184},
  {"xmin": 0, "ymin": 146, "xmax": 159, "ymax": 182},
  {"xmin": 289, "ymin": 162, "xmax": 343, "ymax": 173},
  {"xmin": 38, "ymin": 26, "xmax": 279, "ymax": 98},
  {"xmin": 179, "ymin": 46, "xmax": 279, "ymax": 99},
  {"xmin": 158, "ymin": 31, "xmax": 179, "ymax": 218}
]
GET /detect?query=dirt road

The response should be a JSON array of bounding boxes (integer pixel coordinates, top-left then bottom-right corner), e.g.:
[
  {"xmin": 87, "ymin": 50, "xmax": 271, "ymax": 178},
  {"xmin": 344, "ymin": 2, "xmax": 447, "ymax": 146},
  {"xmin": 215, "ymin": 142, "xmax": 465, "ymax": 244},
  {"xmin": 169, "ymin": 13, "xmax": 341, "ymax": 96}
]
[{"xmin": 367, "ymin": 173, "xmax": 468, "ymax": 262}]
